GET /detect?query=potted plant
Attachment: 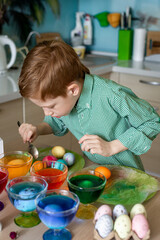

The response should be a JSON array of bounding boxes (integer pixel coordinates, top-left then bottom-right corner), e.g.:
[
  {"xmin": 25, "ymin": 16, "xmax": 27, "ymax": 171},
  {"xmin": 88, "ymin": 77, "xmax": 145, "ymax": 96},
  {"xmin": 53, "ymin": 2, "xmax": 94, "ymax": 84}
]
[{"xmin": 0, "ymin": 0, "xmax": 60, "ymax": 43}]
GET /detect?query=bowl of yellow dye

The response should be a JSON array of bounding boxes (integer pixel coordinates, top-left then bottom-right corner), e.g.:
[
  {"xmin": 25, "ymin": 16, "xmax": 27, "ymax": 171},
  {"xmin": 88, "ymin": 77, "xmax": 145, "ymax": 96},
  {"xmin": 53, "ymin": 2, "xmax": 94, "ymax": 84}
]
[{"xmin": 0, "ymin": 151, "xmax": 33, "ymax": 179}]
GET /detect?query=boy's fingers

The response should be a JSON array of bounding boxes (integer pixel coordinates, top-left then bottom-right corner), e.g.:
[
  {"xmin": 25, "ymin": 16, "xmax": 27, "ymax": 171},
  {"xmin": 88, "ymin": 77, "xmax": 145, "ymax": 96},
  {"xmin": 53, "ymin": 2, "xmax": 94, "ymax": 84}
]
[{"xmin": 79, "ymin": 134, "xmax": 97, "ymax": 143}]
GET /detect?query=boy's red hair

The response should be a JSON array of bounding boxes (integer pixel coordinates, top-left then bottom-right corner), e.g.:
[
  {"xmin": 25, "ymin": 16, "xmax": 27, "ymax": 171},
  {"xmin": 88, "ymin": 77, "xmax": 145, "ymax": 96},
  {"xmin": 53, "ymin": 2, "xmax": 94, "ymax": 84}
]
[{"xmin": 19, "ymin": 40, "xmax": 90, "ymax": 100}]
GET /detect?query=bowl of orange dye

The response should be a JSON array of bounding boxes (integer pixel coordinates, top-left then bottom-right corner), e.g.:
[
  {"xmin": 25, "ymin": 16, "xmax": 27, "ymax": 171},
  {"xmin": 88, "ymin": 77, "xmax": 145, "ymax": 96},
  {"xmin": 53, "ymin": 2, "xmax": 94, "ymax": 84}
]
[
  {"xmin": 0, "ymin": 151, "xmax": 33, "ymax": 179},
  {"xmin": 30, "ymin": 160, "xmax": 68, "ymax": 190}
]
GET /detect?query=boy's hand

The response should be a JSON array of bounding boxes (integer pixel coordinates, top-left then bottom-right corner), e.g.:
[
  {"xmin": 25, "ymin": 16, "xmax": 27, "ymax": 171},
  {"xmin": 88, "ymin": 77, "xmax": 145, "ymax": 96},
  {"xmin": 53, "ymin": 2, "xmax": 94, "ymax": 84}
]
[
  {"xmin": 18, "ymin": 123, "xmax": 38, "ymax": 143},
  {"xmin": 79, "ymin": 134, "xmax": 127, "ymax": 157}
]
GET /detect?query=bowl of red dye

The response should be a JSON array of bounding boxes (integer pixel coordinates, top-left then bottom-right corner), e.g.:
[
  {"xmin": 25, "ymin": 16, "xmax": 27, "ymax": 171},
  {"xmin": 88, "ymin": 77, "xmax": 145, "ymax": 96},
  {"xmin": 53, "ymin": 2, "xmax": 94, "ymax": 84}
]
[{"xmin": 30, "ymin": 160, "xmax": 68, "ymax": 190}]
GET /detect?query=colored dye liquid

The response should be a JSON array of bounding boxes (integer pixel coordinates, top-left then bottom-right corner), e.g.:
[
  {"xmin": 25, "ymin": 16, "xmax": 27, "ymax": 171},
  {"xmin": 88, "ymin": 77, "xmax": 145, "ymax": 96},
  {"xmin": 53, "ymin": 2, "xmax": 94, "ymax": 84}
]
[
  {"xmin": 0, "ymin": 171, "xmax": 8, "ymax": 194},
  {"xmin": 68, "ymin": 174, "xmax": 105, "ymax": 204},
  {"xmin": 37, "ymin": 195, "xmax": 77, "ymax": 229},
  {"xmin": 35, "ymin": 168, "xmax": 66, "ymax": 190},
  {"xmin": 0, "ymin": 154, "xmax": 32, "ymax": 179},
  {"xmin": 8, "ymin": 182, "xmax": 45, "ymax": 212}
]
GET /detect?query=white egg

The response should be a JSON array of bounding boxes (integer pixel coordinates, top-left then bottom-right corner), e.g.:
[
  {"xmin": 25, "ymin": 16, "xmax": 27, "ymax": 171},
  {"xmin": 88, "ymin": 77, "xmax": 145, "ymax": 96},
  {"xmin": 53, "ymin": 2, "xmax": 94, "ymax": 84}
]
[
  {"xmin": 113, "ymin": 204, "xmax": 128, "ymax": 220},
  {"xmin": 0, "ymin": 222, "xmax": 2, "ymax": 231},
  {"xmin": 130, "ymin": 203, "xmax": 147, "ymax": 219},
  {"xmin": 94, "ymin": 204, "xmax": 112, "ymax": 222},
  {"xmin": 95, "ymin": 214, "xmax": 113, "ymax": 238},
  {"xmin": 114, "ymin": 214, "xmax": 131, "ymax": 239}
]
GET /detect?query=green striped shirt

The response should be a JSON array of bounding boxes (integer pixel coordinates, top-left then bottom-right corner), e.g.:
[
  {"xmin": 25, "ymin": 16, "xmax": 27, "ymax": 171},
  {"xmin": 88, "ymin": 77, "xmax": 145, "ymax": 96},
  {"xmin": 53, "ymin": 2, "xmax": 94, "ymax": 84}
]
[{"xmin": 44, "ymin": 74, "xmax": 160, "ymax": 171}]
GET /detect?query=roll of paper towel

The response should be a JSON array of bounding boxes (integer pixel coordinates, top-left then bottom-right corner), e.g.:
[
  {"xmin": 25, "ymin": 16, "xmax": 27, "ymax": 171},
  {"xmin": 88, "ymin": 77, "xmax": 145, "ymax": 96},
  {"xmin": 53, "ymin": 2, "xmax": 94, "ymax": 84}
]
[{"xmin": 132, "ymin": 28, "xmax": 146, "ymax": 62}]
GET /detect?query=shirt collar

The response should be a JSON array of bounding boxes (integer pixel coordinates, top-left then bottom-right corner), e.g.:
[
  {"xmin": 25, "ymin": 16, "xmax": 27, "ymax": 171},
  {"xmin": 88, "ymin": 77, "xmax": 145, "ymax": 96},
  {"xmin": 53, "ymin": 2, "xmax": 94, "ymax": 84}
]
[{"xmin": 76, "ymin": 74, "xmax": 93, "ymax": 110}]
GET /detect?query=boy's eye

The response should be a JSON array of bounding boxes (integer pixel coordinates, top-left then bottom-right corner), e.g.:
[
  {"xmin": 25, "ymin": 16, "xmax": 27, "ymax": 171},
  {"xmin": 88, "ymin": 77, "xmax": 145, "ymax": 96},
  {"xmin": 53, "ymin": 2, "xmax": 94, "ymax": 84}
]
[{"xmin": 50, "ymin": 105, "xmax": 55, "ymax": 108}]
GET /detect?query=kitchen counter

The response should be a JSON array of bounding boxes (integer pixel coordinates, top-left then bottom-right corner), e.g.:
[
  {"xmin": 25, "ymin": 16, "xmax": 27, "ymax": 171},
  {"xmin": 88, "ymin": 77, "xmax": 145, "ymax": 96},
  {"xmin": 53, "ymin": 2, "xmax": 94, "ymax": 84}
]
[
  {"xmin": 89, "ymin": 55, "xmax": 160, "ymax": 78},
  {"xmin": 112, "ymin": 59, "xmax": 160, "ymax": 78},
  {"xmin": 0, "ymin": 54, "xmax": 160, "ymax": 103}
]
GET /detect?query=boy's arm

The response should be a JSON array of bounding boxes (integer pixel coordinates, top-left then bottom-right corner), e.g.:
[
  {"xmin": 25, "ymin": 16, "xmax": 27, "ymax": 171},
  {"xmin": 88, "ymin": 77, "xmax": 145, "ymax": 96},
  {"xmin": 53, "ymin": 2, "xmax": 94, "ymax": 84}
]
[
  {"xmin": 110, "ymin": 89, "xmax": 160, "ymax": 155},
  {"xmin": 43, "ymin": 116, "xmax": 68, "ymax": 136},
  {"xmin": 37, "ymin": 122, "xmax": 53, "ymax": 135}
]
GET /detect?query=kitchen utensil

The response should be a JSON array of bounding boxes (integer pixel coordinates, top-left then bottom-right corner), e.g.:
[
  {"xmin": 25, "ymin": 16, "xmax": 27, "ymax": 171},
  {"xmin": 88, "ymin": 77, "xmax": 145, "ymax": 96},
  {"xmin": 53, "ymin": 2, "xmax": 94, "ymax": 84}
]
[
  {"xmin": 118, "ymin": 29, "xmax": 133, "ymax": 60},
  {"xmin": 0, "ymin": 35, "xmax": 17, "ymax": 73},
  {"xmin": 107, "ymin": 13, "xmax": 121, "ymax": 28},
  {"xmin": 17, "ymin": 121, "xmax": 39, "ymax": 159},
  {"xmin": 94, "ymin": 12, "xmax": 110, "ymax": 27}
]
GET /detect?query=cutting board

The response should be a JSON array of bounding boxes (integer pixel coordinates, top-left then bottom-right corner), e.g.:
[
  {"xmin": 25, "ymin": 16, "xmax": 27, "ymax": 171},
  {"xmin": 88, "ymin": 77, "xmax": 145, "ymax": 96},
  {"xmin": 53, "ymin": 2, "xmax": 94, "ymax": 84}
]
[{"xmin": 146, "ymin": 31, "xmax": 160, "ymax": 56}]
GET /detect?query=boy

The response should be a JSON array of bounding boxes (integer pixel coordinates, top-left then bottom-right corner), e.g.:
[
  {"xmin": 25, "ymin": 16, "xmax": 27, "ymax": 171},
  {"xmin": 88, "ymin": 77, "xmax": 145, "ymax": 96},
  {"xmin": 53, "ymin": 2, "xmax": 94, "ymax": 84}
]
[{"xmin": 18, "ymin": 40, "xmax": 160, "ymax": 171}]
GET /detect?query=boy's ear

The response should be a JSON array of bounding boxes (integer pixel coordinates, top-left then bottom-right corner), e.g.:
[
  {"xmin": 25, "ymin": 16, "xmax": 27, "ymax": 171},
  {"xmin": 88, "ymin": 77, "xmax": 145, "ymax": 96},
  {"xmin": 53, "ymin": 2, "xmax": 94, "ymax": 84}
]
[{"xmin": 67, "ymin": 83, "xmax": 80, "ymax": 96}]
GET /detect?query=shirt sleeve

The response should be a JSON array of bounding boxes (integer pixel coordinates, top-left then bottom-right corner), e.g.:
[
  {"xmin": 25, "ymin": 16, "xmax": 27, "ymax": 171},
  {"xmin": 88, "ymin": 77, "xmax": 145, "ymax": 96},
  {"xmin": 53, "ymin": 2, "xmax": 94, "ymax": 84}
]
[
  {"xmin": 110, "ymin": 86, "xmax": 160, "ymax": 155},
  {"xmin": 43, "ymin": 116, "xmax": 68, "ymax": 136}
]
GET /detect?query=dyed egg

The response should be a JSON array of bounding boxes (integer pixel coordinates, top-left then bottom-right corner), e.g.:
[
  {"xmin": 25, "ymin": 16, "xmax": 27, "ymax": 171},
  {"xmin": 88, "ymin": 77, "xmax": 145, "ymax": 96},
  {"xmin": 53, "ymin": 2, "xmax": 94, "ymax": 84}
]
[
  {"xmin": 79, "ymin": 180, "xmax": 93, "ymax": 188},
  {"xmin": 44, "ymin": 204, "xmax": 63, "ymax": 212},
  {"xmin": 113, "ymin": 204, "xmax": 128, "ymax": 220},
  {"xmin": 14, "ymin": 188, "xmax": 37, "ymax": 211},
  {"xmin": 9, "ymin": 159, "xmax": 25, "ymax": 165},
  {"xmin": 132, "ymin": 214, "xmax": 149, "ymax": 239},
  {"xmin": 42, "ymin": 155, "xmax": 57, "ymax": 166},
  {"xmin": 95, "ymin": 166, "xmax": 111, "ymax": 180},
  {"xmin": 130, "ymin": 203, "xmax": 147, "ymax": 219},
  {"xmin": 52, "ymin": 146, "xmax": 65, "ymax": 158},
  {"xmin": 14, "ymin": 199, "xmax": 35, "ymax": 211},
  {"xmin": 32, "ymin": 161, "xmax": 43, "ymax": 171},
  {"xmin": 54, "ymin": 162, "xmax": 64, "ymax": 171},
  {"xmin": 94, "ymin": 205, "xmax": 112, "ymax": 222},
  {"xmin": 57, "ymin": 159, "xmax": 67, "ymax": 166},
  {"xmin": 63, "ymin": 152, "xmax": 75, "ymax": 166},
  {"xmin": 114, "ymin": 214, "xmax": 131, "ymax": 239},
  {"xmin": 95, "ymin": 214, "xmax": 113, "ymax": 238}
]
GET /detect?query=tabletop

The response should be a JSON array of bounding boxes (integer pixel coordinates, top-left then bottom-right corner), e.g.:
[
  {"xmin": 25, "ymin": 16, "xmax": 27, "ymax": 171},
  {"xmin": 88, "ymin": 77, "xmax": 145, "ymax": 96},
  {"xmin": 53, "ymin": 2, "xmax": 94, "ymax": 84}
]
[{"xmin": 0, "ymin": 159, "xmax": 160, "ymax": 240}]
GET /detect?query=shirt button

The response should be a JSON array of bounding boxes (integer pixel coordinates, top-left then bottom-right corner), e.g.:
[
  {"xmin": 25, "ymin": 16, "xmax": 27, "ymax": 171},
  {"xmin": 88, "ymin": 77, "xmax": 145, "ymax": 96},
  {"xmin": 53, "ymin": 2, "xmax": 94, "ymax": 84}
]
[
  {"xmin": 81, "ymin": 113, "xmax": 84, "ymax": 119},
  {"xmin": 86, "ymin": 103, "xmax": 90, "ymax": 108}
]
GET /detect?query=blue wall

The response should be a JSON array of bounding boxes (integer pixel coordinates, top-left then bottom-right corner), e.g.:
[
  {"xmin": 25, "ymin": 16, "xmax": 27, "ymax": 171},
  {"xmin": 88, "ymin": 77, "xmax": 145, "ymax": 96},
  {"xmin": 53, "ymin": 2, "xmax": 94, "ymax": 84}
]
[{"xmin": 34, "ymin": 0, "xmax": 78, "ymax": 44}]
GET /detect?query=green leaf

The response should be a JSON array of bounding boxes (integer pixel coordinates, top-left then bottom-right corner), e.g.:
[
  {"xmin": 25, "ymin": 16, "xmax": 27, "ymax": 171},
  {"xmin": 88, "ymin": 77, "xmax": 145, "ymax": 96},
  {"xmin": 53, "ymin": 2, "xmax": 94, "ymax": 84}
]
[
  {"xmin": 46, "ymin": 0, "xmax": 60, "ymax": 17},
  {"xmin": 32, "ymin": 4, "xmax": 44, "ymax": 25}
]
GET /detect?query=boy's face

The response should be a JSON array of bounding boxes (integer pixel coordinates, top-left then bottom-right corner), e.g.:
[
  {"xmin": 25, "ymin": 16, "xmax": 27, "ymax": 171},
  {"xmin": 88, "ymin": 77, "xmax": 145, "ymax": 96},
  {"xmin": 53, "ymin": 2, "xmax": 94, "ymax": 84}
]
[{"xmin": 29, "ymin": 83, "xmax": 81, "ymax": 118}]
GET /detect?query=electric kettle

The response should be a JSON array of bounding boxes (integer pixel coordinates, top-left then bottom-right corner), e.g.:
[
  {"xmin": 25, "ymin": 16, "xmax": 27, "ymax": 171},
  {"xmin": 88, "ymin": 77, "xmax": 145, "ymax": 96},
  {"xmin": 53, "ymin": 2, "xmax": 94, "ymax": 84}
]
[{"xmin": 0, "ymin": 35, "xmax": 17, "ymax": 73}]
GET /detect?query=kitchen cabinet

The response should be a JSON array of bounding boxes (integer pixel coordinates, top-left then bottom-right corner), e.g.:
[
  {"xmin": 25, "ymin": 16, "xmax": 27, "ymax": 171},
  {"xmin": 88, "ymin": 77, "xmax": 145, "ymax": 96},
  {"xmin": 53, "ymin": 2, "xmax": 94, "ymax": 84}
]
[
  {"xmin": 119, "ymin": 73, "xmax": 160, "ymax": 175},
  {"xmin": 119, "ymin": 73, "xmax": 160, "ymax": 103}
]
